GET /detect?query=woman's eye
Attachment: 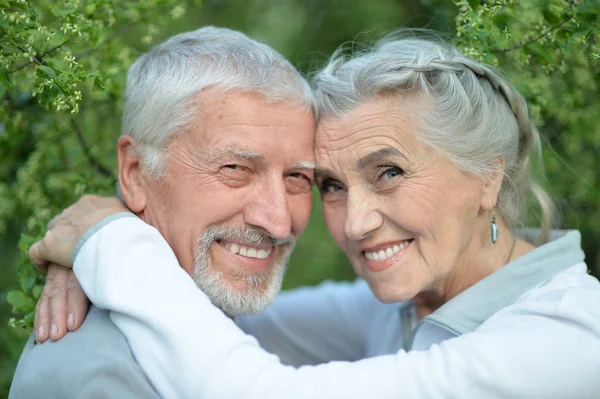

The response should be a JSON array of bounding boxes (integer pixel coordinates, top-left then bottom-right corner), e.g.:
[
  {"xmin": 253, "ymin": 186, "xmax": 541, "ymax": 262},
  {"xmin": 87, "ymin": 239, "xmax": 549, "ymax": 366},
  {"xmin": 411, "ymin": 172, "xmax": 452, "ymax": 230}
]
[
  {"xmin": 378, "ymin": 166, "xmax": 404, "ymax": 180},
  {"xmin": 319, "ymin": 179, "xmax": 344, "ymax": 194}
]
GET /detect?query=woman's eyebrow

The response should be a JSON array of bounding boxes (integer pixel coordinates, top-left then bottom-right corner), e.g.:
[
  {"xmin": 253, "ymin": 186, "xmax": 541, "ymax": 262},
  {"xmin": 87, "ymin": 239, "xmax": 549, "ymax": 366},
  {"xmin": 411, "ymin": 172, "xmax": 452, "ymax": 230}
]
[
  {"xmin": 357, "ymin": 147, "xmax": 406, "ymax": 169},
  {"xmin": 315, "ymin": 167, "xmax": 337, "ymax": 181}
]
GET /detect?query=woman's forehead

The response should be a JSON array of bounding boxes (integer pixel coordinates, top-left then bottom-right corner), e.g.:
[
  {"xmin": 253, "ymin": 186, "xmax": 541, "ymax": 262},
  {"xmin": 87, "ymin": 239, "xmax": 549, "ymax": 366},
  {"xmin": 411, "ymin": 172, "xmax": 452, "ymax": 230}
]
[
  {"xmin": 318, "ymin": 95, "xmax": 420, "ymax": 133},
  {"xmin": 315, "ymin": 99, "xmax": 420, "ymax": 157}
]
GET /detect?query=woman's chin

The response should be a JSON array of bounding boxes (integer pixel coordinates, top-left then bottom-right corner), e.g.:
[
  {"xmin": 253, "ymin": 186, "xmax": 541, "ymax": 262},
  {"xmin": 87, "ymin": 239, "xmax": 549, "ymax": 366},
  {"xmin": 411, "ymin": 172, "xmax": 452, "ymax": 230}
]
[{"xmin": 367, "ymin": 279, "xmax": 418, "ymax": 304}]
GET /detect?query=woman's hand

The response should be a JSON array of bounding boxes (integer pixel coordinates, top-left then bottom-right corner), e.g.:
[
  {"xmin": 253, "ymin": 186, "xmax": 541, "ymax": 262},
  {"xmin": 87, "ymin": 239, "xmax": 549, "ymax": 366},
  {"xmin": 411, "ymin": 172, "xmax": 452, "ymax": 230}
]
[
  {"xmin": 29, "ymin": 195, "xmax": 129, "ymax": 271},
  {"xmin": 34, "ymin": 264, "xmax": 88, "ymax": 343},
  {"xmin": 29, "ymin": 194, "xmax": 131, "ymax": 342}
]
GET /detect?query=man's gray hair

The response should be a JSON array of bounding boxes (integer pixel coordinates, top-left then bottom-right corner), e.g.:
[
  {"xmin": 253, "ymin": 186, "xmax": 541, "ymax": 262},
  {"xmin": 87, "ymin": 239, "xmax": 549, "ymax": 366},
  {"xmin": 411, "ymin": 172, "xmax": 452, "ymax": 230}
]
[
  {"xmin": 312, "ymin": 29, "xmax": 555, "ymax": 241},
  {"xmin": 122, "ymin": 26, "xmax": 315, "ymax": 178}
]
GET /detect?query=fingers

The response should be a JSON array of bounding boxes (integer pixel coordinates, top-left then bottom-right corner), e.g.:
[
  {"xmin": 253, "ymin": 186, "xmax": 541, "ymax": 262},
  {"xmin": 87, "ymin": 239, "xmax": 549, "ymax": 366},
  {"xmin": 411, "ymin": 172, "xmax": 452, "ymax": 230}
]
[
  {"xmin": 29, "ymin": 239, "xmax": 49, "ymax": 273},
  {"xmin": 34, "ymin": 284, "xmax": 50, "ymax": 343},
  {"xmin": 47, "ymin": 210, "xmax": 63, "ymax": 231},
  {"xmin": 35, "ymin": 264, "xmax": 70, "ymax": 343},
  {"xmin": 66, "ymin": 271, "xmax": 88, "ymax": 332},
  {"xmin": 28, "ymin": 230, "xmax": 74, "ymax": 270}
]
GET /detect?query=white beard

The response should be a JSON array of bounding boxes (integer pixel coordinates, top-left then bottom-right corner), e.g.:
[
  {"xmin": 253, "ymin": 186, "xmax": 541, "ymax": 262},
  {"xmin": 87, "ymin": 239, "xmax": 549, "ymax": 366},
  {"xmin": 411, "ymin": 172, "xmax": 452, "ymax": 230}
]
[{"xmin": 191, "ymin": 224, "xmax": 294, "ymax": 317}]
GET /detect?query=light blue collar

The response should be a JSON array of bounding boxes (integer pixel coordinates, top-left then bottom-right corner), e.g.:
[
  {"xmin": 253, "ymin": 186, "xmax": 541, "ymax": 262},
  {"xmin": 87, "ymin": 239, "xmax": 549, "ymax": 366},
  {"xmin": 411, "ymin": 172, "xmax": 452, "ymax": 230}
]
[{"xmin": 408, "ymin": 229, "xmax": 585, "ymax": 348}]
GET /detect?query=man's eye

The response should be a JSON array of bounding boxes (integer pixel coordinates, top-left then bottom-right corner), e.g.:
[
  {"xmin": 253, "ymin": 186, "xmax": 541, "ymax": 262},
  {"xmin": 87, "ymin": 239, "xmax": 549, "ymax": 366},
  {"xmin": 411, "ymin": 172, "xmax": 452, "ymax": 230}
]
[
  {"xmin": 378, "ymin": 166, "xmax": 404, "ymax": 180},
  {"xmin": 219, "ymin": 165, "xmax": 251, "ymax": 187},
  {"xmin": 285, "ymin": 173, "xmax": 312, "ymax": 194},
  {"xmin": 289, "ymin": 172, "xmax": 312, "ymax": 182}
]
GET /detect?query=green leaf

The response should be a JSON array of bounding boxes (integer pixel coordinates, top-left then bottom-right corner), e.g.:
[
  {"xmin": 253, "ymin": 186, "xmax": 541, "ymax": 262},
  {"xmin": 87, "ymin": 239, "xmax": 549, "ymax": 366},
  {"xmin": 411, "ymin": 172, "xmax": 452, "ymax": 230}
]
[
  {"xmin": 92, "ymin": 75, "xmax": 105, "ymax": 91},
  {"xmin": 32, "ymin": 284, "xmax": 44, "ymax": 301},
  {"xmin": 467, "ymin": 0, "xmax": 479, "ymax": 10},
  {"xmin": 4, "ymin": 0, "xmax": 27, "ymax": 11},
  {"xmin": 37, "ymin": 65, "xmax": 57, "ymax": 78},
  {"xmin": 50, "ymin": 4, "xmax": 79, "ymax": 18},
  {"xmin": 48, "ymin": 32, "xmax": 69, "ymax": 47},
  {"xmin": 44, "ymin": 57, "xmax": 67, "ymax": 72},
  {"xmin": 85, "ymin": 3, "xmax": 97, "ymax": 16},
  {"xmin": 23, "ymin": 312, "xmax": 35, "ymax": 326},
  {"xmin": 90, "ymin": 26, "xmax": 108, "ymax": 49},
  {"xmin": 20, "ymin": 274, "xmax": 37, "ymax": 291},
  {"xmin": 7, "ymin": 290, "xmax": 35, "ymax": 313},
  {"xmin": 542, "ymin": 4, "xmax": 562, "ymax": 25}
]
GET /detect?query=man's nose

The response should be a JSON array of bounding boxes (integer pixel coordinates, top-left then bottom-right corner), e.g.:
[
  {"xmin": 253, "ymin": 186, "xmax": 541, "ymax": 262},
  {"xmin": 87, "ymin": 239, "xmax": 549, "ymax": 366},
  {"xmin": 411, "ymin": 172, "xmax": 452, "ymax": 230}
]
[
  {"xmin": 244, "ymin": 179, "xmax": 292, "ymax": 241},
  {"xmin": 344, "ymin": 188, "xmax": 383, "ymax": 241}
]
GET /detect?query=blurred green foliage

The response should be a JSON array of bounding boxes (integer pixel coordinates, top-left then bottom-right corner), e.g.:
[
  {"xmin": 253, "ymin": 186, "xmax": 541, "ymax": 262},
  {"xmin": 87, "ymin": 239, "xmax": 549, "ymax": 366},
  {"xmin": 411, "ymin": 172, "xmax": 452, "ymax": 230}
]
[{"xmin": 1, "ymin": 0, "xmax": 598, "ymax": 395}]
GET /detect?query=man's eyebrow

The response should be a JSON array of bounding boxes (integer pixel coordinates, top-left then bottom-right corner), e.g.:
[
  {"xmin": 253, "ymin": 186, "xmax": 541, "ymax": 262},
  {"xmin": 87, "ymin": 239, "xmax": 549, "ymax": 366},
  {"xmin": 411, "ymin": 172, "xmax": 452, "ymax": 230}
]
[
  {"xmin": 357, "ymin": 147, "xmax": 405, "ymax": 169},
  {"xmin": 212, "ymin": 146, "xmax": 265, "ymax": 161},
  {"xmin": 290, "ymin": 161, "xmax": 316, "ymax": 170}
]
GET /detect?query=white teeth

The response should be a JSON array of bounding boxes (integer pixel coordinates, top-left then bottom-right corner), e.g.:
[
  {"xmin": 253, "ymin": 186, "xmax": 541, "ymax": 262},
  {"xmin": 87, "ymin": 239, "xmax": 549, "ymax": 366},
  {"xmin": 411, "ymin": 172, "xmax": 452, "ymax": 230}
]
[
  {"xmin": 256, "ymin": 249, "xmax": 268, "ymax": 259},
  {"xmin": 364, "ymin": 241, "xmax": 410, "ymax": 261},
  {"xmin": 222, "ymin": 242, "xmax": 272, "ymax": 259}
]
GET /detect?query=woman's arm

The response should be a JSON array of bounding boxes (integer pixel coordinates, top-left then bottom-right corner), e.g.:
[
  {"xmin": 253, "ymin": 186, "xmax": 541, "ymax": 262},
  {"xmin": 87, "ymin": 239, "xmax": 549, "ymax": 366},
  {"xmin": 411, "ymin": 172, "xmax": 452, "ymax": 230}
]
[
  {"xmin": 74, "ymin": 217, "xmax": 600, "ymax": 399},
  {"xmin": 235, "ymin": 279, "xmax": 382, "ymax": 366}
]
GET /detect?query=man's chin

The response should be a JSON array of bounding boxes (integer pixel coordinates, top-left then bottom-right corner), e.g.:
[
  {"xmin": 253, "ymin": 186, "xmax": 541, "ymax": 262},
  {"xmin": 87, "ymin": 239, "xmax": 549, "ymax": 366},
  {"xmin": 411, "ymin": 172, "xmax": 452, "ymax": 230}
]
[{"xmin": 191, "ymin": 258, "xmax": 286, "ymax": 317}]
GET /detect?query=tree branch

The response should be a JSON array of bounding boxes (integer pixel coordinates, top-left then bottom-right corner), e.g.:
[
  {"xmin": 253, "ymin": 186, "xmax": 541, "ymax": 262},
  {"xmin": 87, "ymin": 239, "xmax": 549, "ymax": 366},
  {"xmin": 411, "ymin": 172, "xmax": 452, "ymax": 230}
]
[
  {"xmin": 70, "ymin": 117, "xmax": 115, "ymax": 179},
  {"xmin": 75, "ymin": 22, "xmax": 136, "ymax": 60},
  {"xmin": 11, "ymin": 42, "xmax": 68, "ymax": 73},
  {"xmin": 495, "ymin": 16, "xmax": 572, "ymax": 53},
  {"xmin": 10, "ymin": 21, "xmax": 135, "ymax": 73}
]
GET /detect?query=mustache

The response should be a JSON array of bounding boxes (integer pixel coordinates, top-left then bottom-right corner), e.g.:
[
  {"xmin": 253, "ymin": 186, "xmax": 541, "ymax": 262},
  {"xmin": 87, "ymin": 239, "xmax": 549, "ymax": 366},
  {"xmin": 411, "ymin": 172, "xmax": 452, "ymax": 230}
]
[{"xmin": 197, "ymin": 224, "xmax": 295, "ymax": 249}]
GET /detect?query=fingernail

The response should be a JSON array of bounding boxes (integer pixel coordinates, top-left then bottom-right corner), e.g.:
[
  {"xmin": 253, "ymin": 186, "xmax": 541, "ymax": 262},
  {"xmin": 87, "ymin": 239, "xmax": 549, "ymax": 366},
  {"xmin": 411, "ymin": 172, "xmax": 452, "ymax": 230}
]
[
  {"xmin": 37, "ymin": 326, "xmax": 45, "ymax": 341},
  {"xmin": 67, "ymin": 313, "xmax": 74, "ymax": 330},
  {"xmin": 50, "ymin": 323, "xmax": 58, "ymax": 340}
]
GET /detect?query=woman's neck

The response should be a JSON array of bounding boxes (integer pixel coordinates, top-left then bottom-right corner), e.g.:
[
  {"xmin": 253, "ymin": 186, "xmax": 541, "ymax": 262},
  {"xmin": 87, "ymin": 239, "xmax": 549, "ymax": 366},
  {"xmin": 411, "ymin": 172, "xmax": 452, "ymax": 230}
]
[{"xmin": 412, "ymin": 220, "xmax": 536, "ymax": 320}]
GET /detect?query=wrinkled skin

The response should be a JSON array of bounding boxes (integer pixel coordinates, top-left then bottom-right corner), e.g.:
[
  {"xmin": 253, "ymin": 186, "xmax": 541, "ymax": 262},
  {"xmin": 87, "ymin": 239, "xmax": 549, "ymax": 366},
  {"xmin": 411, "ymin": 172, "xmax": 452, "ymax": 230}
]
[
  {"xmin": 315, "ymin": 95, "xmax": 533, "ymax": 315},
  {"xmin": 31, "ymin": 90, "xmax": 316, "ymax": 342}
]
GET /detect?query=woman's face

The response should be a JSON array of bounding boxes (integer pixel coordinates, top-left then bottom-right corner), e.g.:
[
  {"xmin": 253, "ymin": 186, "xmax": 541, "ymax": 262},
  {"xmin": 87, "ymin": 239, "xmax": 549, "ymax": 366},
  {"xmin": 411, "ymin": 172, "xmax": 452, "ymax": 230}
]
[{"xmin": 315, "ymin": 96, "xmax": 491, "ymax": 303}]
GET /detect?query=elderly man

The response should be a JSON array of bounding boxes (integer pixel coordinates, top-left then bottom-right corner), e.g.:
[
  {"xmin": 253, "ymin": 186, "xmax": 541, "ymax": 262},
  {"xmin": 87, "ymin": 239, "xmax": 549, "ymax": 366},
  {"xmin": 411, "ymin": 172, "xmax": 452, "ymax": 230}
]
[{"xmin": 9, "ymin": 26, "xmax": 316, "ymax": 398}]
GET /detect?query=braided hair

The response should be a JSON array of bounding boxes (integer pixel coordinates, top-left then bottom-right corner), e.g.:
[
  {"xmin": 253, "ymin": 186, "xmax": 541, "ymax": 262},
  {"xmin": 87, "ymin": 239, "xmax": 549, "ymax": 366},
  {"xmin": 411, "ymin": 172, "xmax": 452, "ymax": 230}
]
[{"xmin": 312, "ymin": 30, "xmax": 555, "ymax": 242}]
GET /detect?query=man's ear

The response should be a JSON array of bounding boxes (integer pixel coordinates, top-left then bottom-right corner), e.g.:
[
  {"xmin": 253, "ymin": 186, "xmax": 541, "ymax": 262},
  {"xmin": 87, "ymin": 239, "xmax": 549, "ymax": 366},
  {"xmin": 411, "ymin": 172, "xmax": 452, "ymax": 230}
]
[
  {"xmin": 480, "ymin": 157, "xmax": 506, "ymax": 212},
  {"xmin": 117, "ymin": 136, "xmax": 147, "ymax": 213}
]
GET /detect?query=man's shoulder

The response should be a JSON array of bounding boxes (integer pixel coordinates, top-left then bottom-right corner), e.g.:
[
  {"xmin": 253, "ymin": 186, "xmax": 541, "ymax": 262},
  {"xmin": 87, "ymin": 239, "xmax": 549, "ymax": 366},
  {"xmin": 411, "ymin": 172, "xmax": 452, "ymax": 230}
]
[{"xmin": 9, "ymin": 306, "xmax": 159, "ymax": 399}]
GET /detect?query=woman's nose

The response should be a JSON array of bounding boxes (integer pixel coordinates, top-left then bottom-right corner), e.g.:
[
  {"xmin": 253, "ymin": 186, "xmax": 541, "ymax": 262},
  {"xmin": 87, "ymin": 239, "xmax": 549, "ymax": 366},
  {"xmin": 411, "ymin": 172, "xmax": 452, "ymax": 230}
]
[{"xmin": 344, "ymin": 189, "xmax": 383, "ymax": 241}]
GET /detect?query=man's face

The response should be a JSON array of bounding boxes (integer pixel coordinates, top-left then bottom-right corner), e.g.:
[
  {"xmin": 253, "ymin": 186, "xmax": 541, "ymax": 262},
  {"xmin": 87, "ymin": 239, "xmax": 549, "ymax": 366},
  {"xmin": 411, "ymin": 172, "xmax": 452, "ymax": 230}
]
[{"xmin": 142, "ymin": 89, "xmax": 316, "ymax": 316}]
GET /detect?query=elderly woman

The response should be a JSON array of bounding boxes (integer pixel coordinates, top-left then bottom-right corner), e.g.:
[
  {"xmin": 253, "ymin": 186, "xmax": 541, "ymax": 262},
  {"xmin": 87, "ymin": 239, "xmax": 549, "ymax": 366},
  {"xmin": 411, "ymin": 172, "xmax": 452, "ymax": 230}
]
[{"xmin": 28, "ymin": 32, "xmax": 600, "ymax": 397}]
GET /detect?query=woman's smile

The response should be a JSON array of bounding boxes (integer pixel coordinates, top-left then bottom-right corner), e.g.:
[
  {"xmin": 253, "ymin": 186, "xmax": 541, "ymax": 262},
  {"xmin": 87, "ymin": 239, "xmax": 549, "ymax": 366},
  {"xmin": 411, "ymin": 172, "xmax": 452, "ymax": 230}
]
[{"xmin": 361, "ymin": 239, "xmax": 413, "ymax": 272}]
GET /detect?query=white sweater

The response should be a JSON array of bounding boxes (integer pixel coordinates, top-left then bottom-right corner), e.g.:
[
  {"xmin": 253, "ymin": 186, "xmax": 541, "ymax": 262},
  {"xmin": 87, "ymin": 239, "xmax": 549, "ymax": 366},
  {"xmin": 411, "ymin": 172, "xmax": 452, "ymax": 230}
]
[{"xmin": 73, "ymin": 214, "xmax": 600, "ymax": 398}]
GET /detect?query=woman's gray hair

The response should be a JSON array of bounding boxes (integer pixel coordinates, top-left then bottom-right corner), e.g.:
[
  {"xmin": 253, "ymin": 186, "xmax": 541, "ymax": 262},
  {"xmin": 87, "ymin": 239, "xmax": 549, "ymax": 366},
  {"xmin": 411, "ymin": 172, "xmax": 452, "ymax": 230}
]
[
  {"xmin": 122, "ymin": 26, "xmax": 315, "ymax": 178},
  {"xmin": 312, "ymin": 30, "xmax": 554, "ymax": 241}
]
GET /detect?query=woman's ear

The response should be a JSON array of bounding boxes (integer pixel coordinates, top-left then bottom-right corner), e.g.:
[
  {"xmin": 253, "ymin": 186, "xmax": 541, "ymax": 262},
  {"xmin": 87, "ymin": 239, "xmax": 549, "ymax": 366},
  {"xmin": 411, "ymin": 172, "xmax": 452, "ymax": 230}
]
[
  {"xmin": 481, "ymin": 157, "xmax": 506, "ymax": 211},
  {"xmin": 117, "ymin": 136, "xmax": 147, "ymax": 213}
]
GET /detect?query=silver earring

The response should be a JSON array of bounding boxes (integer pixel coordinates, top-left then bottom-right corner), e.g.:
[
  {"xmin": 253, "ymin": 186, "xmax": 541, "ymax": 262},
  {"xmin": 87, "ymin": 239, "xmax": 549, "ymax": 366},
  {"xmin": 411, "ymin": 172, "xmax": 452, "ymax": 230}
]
[{"xmin": 491, "ymin": 211, "xmax": 498, "ymax": 244}]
